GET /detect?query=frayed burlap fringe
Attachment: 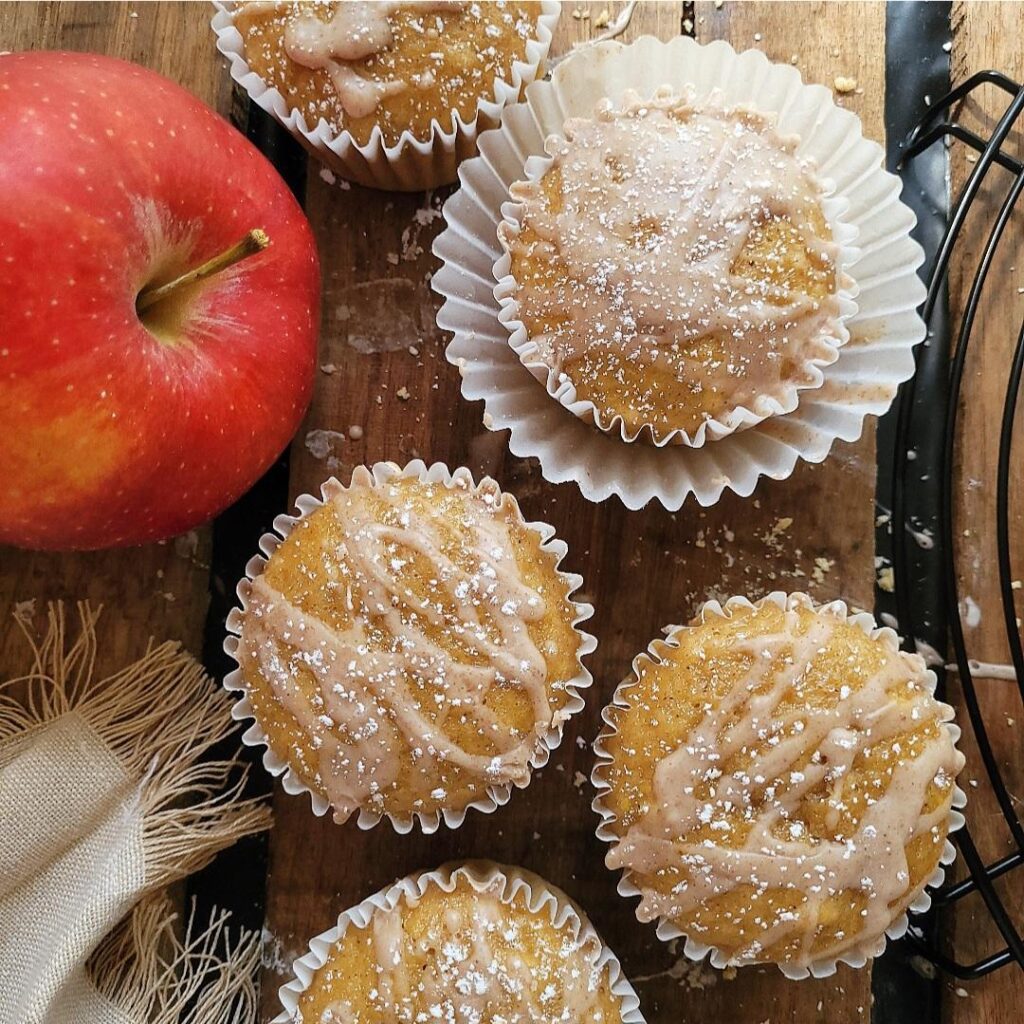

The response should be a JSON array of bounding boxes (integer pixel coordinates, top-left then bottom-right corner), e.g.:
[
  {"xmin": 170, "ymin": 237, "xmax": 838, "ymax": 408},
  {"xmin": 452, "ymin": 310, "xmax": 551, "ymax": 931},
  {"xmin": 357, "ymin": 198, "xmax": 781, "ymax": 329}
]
[
  {"xmin": 88, "ymin": 893, "xmax": 260, "ymax": 1024},
  {"xmin": 0, "ymin": 601, "xmax": 272, "ymax": 887},
  {"xmin": 0, "ymin": 601, "xmax": 272, "ymax": 1022}
]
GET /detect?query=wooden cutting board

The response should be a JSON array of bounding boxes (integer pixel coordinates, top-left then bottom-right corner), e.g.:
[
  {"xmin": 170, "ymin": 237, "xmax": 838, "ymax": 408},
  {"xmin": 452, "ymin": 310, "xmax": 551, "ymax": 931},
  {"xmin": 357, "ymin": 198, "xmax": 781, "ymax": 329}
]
[{"xmin": 0, "ymin": 4, "xmax": 1020, "ymax": 1023}]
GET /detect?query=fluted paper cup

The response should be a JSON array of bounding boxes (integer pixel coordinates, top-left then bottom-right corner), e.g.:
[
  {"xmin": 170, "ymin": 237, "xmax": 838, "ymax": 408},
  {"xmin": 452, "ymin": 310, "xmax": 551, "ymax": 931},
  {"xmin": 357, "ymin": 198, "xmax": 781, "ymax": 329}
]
[
  {"xmin": 432, "ymin": 37, "xmax": 926, "ymax": 508},
  {"xmin": 493, "ymin": 85, "xmax": 860, "ymax": 448},
  {"xmin": 590, "ymin": 591, "xmax": 967, "ymax": 979},
  {"xmin": 212, "ymin": 1, "xmax": 561, "ymax": 191},
  {"xmin": 273, "ymin": 861, "xmax": 645, "ymax": 1024},
  {"xmin": 223, "ymin": 459, "xmax": 595, "ymax": 834}
]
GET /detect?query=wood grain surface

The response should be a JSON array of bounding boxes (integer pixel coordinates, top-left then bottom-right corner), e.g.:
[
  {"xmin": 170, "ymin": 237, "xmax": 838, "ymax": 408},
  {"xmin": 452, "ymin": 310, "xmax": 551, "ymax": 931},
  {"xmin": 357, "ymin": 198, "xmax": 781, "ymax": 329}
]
[
  {"xmin": 264, "ymin": 3, "xmax": 882, "ymax": 1023},
  {"xmin": 943, "ymin": 4, "xmax": 1024, "ymax": 1022},
  {"xmin": 0, "ymin": 3, "xmax": 1021, "ymax": 1023}
]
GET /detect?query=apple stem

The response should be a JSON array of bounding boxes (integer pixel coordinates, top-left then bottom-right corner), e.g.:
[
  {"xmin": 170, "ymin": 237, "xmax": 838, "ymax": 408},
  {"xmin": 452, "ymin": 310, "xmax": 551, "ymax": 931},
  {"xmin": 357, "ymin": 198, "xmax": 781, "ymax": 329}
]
[{"xmin": 136, "ymin": 228, "xmax": 270, "ymax": 314}]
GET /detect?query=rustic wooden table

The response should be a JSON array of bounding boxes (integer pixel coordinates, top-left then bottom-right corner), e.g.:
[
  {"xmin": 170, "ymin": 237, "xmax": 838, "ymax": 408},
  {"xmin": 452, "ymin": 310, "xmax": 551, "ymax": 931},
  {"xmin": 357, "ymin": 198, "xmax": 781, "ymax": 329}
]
[{"xmin": 2, "ymin": 2, "xmax": 1021, "ymax": 1023}]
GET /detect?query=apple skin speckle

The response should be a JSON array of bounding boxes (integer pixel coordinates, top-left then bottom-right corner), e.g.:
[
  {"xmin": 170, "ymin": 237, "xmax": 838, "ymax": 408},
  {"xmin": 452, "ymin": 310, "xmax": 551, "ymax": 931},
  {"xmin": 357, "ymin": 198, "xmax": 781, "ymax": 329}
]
[{"xmin": 0, "ymin": 51, "xmax": 321, "ymax": 550}]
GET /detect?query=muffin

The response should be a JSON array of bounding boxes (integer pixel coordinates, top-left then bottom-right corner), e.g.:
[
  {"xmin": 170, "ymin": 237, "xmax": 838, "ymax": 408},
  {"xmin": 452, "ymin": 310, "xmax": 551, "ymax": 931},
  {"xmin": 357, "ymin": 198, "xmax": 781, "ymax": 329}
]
[
  {"xmin": 592, "ymin": 592, "xmax": 964, "ymax": 974},
  {"xmin": 277, "ymin": 862, "xmax": 638, "ymax": 1024},
  {"xmin": 229, "ymin": 462, "xmax": 593, "ymax": 830},
  {"xmin": 495, "ymin": 86, "xmax": 856, "ymax": 446},
  {"xmin": 215, "ymin": 1, "xmax": 560, "ymax": 189}
]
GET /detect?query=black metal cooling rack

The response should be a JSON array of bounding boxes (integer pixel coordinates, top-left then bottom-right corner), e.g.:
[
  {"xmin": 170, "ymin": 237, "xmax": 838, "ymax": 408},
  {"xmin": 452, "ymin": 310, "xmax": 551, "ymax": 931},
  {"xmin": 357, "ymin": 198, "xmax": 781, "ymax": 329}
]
[{"xmin": 882, "ymin": 68, "xmax": 1024, "ymax": 979}]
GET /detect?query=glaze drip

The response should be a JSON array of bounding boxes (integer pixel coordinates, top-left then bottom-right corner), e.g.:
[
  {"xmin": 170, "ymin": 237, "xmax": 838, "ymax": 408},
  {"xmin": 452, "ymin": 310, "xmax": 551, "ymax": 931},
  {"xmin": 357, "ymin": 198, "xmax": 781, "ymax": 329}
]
[
  {"xmin": 603, "ymin": 596, "xmax": 963, "ymax": 966},
  {"xmin": 238, "ymin": 473, "xmax": 570, "ymax": 823},
  {"xmin": 320, "ymin": 874, "xmax": 612, "ymax": 1022},
  {"xmin": 500, "ymin": 88, "xmax": 849, "ymax": 440},
  {"xmin": 284, "ymin": 1, "xmax": 464, "ymax": 117}
]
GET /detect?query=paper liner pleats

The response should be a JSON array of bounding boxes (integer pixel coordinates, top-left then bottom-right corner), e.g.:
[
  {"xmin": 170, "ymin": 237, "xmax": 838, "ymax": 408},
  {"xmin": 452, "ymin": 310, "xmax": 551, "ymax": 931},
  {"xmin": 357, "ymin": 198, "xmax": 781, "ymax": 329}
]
[
  {"xmin": 432, "ymin": 37, "xmax": 927, "ymax": 508},
  {"xmin": 212, "ymin": 1, "xmax": 561, "ymax": 191},
  {"xmin": 590, "ymin": 592, "xmax": 967, "ymax": 979},
  {"xmin": 223, "ymin": 460, "xmax": 596, "ymax": 834},
  {"xmin": 272, "ymin": 861, "xmax": 645, "ymax": 1023}
]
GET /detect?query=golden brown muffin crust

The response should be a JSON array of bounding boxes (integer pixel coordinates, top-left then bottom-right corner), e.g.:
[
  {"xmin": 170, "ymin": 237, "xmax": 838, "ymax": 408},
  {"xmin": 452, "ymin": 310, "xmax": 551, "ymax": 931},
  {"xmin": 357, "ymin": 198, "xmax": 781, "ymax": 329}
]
[
  {"xmin": 234, "ymin": 1, "xmax": 543, "ymax": 146},
  {"xmin": 596, "ymin": 594, "xmax": 963, "ymax": 968}
]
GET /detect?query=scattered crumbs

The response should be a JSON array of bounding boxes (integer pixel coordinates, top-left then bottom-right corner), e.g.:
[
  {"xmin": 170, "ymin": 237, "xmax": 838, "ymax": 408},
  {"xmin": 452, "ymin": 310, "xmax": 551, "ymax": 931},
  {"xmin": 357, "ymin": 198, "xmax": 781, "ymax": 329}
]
[
  {"xmin": 877, "ymin": 566, "xmax": 895, "ymax": 592},
  {"xmin": 396, "ymin": 386, "xmax": 411, "ymax": 401},
  {"xmin": 958, "ymin": 595, "xmax": 981, "ymax": 628},
  {"xmin": 714, "ymin": 0, "xmax": 724, "ymax": 8},
  {"xmin": 173, "ymin": 529, "xmax": 200, "ymax": 561},
  {"xmin": 1012, "ymin": 579, "xmax": 1022, "ymax": 591},
  {"xmin": 320, "ymin": 362, "xmax": 338, "ymax": 375},
  {"xmin": 955, "ymin": 987, "xmax": 969, "ymax": 998},
  {"xmin": 753, "ymin": 32, "xmax": 762, "ymax": 42},
  {"xmin": 573, "ymin": 770, "xmax": 587, "ymax": 790},
  {"xmin": 909, "ymin": 954, "xmax": 937, "ymax": 980},
  {"xmin": 348, "ymin": 424, "xmax": 364, "ymax": 441},
  {"xmin": 319, "ymin": 166, "xmax": 337, "ymax": 185},
  {"xmin": 261, "ymin": 928, "xmax": 299, "ymax": 975},
  {"xmin": 833, "ymin": 75, "xmax": 858, "ymax": 94},
  {"xmin": 633, "ymin": 940, "xmax": 721, "ymax": 989},
  {"xmin": 305, "ymin": 429, "xmax": 347, "ymax": 467},
  {"xmin": 594, "ymin": 8, "xmax": 610, "ymax": 29},
  {"xmin": 811, "ymin": 556, "xmax": 834, "ymax": 584},
  {"xmin": 576, "ymin": 735, "xmax": 587, "ymax": 749}
]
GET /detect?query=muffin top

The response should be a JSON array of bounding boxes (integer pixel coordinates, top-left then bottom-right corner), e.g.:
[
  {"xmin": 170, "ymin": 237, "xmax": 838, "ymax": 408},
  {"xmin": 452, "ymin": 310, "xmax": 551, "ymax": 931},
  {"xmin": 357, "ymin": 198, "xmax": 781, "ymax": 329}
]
[
  {"xmin": 236, "ymin": 467, "xmax": 585, "ymax": 825},
  {"xmin": 595, "ymin": 593, "xmax": 963, "ymax": 969},
  {"xmin": 499, "ymin": 88, "xmax": 849, "ymax": 444},
  {"xmin": 296, "ymin": 864, "xmax": 625, "ymax": 1023},
  {"xmin": 233, "ymin": 0, "xmax": 544, "ymax": 146}
]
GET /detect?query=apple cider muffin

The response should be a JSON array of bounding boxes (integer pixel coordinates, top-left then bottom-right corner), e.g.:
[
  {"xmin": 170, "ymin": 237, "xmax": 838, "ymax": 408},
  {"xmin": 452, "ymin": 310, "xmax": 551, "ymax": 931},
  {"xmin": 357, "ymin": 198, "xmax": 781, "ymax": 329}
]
[
  {"xmin": 497, "ymin": 87, "xmax": 854, "ymax": 446},
  {"xmin": 593, "ymin": 592, "xmax": 964, "ymax": 972},
  {"xmin": 234, "ymin": 464, "xmax": 589, "ymax": 827},
  {"xmin": 232, "ymin": 0, "xmax": 546, "ymax": 146},
  {"xmin": 289, "ymin": 863, "xmax": 629, "ymax": 1024}
]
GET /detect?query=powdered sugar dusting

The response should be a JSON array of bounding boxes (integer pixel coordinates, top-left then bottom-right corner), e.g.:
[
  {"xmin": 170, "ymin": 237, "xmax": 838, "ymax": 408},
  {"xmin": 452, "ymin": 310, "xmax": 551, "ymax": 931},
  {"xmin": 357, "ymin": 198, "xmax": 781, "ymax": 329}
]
[{"xmin": 499, "ymin": 87, "xmax": 850, "ymax": 444}]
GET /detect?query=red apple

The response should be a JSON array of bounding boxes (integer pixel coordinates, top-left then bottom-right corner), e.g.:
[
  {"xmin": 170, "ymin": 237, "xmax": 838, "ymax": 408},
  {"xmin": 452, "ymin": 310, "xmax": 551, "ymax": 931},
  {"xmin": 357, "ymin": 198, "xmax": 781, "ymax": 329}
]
[{"xmin": 0, "ymin": 51, "xmax": 320, "ymax": 550}]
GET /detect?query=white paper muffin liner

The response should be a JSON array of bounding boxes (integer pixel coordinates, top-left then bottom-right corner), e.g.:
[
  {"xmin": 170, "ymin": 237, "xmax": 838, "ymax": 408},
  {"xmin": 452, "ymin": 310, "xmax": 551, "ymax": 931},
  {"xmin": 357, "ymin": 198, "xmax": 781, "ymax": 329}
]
[
  {"xmin": 493, "ymin": 85, "xmax": 860, "ymax": 448},
  {"xmin": 590, "ymin": 591, "xmax": 967, "ymax": 979},
  {"xmin": 211, "ymin": 1, "xmax": 561, "ymax": 191},
  {"xmin": 223, "ymin": 459, "xmax": 596, "ymax": 834},
  {"xmin": 272, "ymin": 861, "xmax": 645, "ymax": 1024},
  {"xmin": 432, "ymin": 37, "xmax": 927, "ymax": 507}
]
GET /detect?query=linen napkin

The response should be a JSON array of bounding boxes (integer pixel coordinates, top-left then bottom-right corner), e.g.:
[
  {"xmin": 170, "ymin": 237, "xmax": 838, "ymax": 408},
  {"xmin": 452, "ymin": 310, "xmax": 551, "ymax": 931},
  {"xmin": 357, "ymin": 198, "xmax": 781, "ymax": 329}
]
[{"xmin": 0, "ymin": 602, "xmax": 272, "ymax": 1024}]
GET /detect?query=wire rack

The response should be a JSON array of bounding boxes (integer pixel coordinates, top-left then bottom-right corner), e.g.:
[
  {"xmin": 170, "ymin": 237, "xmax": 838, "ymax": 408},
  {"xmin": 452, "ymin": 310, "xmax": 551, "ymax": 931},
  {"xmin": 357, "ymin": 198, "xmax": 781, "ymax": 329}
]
[{"xmin": 886, "ymin": 69, "xmax": 1024, "ymax": 979}]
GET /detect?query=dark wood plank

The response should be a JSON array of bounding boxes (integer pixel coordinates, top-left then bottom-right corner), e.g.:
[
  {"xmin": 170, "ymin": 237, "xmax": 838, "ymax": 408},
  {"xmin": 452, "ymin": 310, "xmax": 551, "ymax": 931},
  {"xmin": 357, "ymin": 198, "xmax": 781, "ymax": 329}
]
[
  {"xmin": 942, "ymin": 2, "xmax": 1024, "ymax": 1019},
  {"xmin": 260, "ymin": 3, "xmax": 886, "ymax": 1022},
  {"xmin": 683, "ymin": 4, "xmax": 890, "ymax": 1020}
]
